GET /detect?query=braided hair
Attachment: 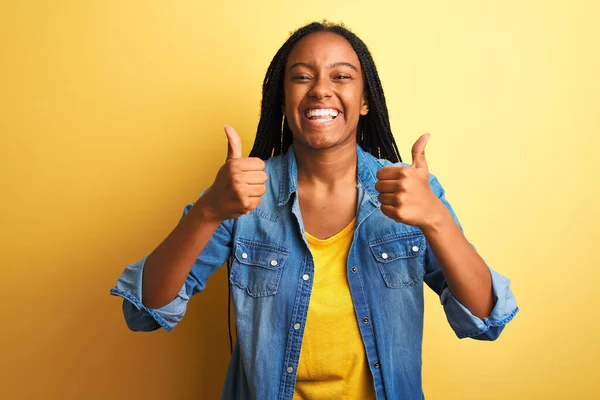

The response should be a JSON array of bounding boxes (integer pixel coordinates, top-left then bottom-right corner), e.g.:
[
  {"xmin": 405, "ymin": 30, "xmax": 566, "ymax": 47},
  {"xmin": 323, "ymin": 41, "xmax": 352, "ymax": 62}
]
[{"xmin": 249, "ymin": 21, "xmax": 402, "ymax": 163}]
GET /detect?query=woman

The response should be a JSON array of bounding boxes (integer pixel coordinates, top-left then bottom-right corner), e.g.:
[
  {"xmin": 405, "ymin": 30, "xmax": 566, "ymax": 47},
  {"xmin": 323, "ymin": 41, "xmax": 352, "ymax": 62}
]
[{"xmin": 111, "ymin": 21, "xmax": 518, "ymax": 400}]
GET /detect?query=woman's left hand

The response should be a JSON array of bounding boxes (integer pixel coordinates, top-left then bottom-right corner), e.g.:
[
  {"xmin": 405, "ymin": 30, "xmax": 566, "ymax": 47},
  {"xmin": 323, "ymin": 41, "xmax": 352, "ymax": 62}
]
[{"xmin": 375, "ymin": 134, "xmax": 445, "ymax": 228}]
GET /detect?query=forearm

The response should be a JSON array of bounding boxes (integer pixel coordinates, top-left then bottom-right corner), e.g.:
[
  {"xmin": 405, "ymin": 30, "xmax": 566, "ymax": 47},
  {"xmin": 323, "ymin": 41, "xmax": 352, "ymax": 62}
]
[
  {"xmin": 142, "ymin": 196, "xmax": 222, "ymax": 309},
  {"xmin": 421, "ymin": 201, "xmax": 494, "ymax": 319}
]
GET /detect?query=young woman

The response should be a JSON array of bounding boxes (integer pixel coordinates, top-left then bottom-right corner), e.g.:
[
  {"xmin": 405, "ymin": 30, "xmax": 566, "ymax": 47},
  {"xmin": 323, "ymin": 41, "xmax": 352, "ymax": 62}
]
[{"xmin": 111, "ymin": 21, "xmax": 518, "ymax": 400}]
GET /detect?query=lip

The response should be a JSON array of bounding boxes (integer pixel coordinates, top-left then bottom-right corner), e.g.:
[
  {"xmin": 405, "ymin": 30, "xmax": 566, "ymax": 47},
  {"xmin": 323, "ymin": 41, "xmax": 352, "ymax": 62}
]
[
  {"xmin": 303, "ymin": 115, "xmax": 338, "ymax": 128},
  {"xmin": 301, "ymin": 107, "xmax": 342, "ymax": 128},
  {"xmin": 303, "ymin": 107, "xmax": 341, "ymax": 118}
]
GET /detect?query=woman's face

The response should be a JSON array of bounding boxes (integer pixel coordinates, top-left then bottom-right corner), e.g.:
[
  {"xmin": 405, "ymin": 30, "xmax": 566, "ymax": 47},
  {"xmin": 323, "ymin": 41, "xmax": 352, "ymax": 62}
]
[{"xmin": 283, "ymin": 32, "xmax": 369, "ymax": 151}]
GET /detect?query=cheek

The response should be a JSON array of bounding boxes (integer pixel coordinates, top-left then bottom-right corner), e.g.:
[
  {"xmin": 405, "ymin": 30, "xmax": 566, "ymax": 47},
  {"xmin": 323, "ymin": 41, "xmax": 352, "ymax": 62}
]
[
  {"xmin": 342, "ymin": 87, "xmax": 366, "ymax": 109},
  {"xmin": 342, "ymin": 96, "xmax": 365, "ymax": 119},
  {"xmin": 283, "ymin": 88, "xmax": 301, "ymax": 115}
]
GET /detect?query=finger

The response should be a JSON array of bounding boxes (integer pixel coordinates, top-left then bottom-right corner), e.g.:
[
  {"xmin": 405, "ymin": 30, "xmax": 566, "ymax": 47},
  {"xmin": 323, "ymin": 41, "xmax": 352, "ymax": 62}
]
[
  {"xmin": 244, "ymin": 171, "xmax": 268, "ymax": 185},
  {"xmin": 246, "ymin": 184, "xmax": 267, "ymax": 197},
  {"xmin": 224, "ymin": 125, "xmax": 243, "ymax": 160},
  {"xmin": 411, "ymin": 133, "xmax": 430, "ymax": 169},
  {"xmin": 230, "ymin": 157, "xmax": 266, "ymax": 172},
  {"xmin": 376, "ymin": 166, "xmax": 405, "ymax": 180},
  {"xmin": 234, "ymin": 196, "xmax": 263, "ymax": 217},
  {"xmin": 246, "ymin": 197, "xmax": 263, "ymax": 210},
  {"xmin": 374, "ymin": 180, "xmax": 400, "ymax": 194},
  {"xmin": 378, "ymin": 193, "xmax": 400, "ymax": 206}
]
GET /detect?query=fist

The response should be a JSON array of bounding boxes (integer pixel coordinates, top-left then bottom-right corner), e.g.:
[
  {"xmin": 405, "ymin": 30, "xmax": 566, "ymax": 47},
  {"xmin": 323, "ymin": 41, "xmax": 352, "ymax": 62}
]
[
  {"xmin": 201, "ymin": 126, "xmax": 268, "ymax": 222},
  {"xmin": 375, "ymin": 134, "xmax": 442, "ymax": 227}
]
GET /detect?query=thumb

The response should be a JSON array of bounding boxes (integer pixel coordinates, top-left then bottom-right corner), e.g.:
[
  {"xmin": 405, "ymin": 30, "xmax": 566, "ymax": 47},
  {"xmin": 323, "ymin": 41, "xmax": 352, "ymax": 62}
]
[
  {"xmin": 411, "ymin": 133, "xmax": 430, "ymax": 169},
  {"xmin": 224, "ymin": 125, "xmax": 242, "ymax": 160}
]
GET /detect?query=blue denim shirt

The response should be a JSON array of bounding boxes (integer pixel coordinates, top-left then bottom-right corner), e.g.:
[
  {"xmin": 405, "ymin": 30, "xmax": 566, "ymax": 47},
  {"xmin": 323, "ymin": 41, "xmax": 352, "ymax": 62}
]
[{"xmin": 111, "ymin": 144, "xmax": 518, "ymax": 400}]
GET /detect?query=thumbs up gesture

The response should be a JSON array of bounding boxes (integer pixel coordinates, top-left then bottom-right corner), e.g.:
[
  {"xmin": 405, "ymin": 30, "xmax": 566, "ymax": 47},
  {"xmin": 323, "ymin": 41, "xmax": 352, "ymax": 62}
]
[
  {"xmin": 375, "ymin": 134, "xmax": 443, "ymax": 227},
  {"xmin": 201, "ymin": 126, "xmax": 268, "ymax": 222}
]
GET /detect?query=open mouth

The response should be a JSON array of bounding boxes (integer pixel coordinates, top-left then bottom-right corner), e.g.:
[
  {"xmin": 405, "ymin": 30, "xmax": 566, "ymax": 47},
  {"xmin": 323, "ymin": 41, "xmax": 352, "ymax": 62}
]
[{"xmin": 304, "ymin": 108, "xmax": 340, "ymax": 123}]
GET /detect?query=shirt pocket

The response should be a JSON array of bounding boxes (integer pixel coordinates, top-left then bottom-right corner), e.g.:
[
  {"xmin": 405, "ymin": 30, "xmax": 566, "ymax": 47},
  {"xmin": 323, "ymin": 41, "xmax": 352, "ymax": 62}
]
[
  {"xmin": 369, "ymin": 233, "xmax": 426, "ymax": 288},
  {"xmin": 230, "ymin": 239, "xmax": 289, "ymax": 298}
]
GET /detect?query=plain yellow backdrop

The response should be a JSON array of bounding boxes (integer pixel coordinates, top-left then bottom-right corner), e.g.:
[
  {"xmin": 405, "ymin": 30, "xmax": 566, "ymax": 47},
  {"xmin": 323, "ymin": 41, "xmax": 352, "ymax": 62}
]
[{"xmin": 1, "ymin": 1, "xmax": 598, "ymax": 399}]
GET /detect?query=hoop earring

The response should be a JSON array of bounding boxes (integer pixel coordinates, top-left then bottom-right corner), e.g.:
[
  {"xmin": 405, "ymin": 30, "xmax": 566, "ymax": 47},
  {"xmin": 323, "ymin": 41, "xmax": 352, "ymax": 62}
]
[{"xmin": 280, "ymin": 114, "xmax": 286, "ymax": 154}]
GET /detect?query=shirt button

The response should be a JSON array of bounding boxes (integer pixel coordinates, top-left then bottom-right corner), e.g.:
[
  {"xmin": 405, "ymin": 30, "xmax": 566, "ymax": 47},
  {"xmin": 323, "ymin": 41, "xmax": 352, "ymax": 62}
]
[
  {"xmin": 241, "ymin": 252, "xmax": 248, "ymax": 259},
  {"xmin": 293, "ymin": 323, "xmax": 301, "ymax": 330},
  {"xmin": 362, "ymin": 317, "xmax": 369, "ymax": 324},
  {"xmin": 412, "ymin": 246, "xmax": 419, "ymax": 252},
  {"xmin": 286, "ymin": 366, "xmax": 294, "ymax": 373},
  {"xmin": 270, "ymin": 259, "xmax": 278, "ymax": 267},
  {"xmin": 351, "ymin": 266, "xmax": 358, "ymax": 273},
  {"xmin": 373, "ymin": 361, "xmax": 380, "ymax": 368},
  {"xmin": 381, "ymin": 253, "xmax": 388, "ymax": 260},
  {"xmin": 302, "ymin": 274, "xmax": 310, "ymax": 281}
]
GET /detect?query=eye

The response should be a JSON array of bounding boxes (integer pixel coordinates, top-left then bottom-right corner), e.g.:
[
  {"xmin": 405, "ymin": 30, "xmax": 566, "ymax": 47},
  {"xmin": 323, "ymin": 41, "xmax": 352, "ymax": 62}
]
[
  {"xmin": 334, "ymin": 74, "xmax": 352, "ymax": 81},
  {"xmin": 291, "ymin": 75, "xmax": 311, "ymax": 82}
]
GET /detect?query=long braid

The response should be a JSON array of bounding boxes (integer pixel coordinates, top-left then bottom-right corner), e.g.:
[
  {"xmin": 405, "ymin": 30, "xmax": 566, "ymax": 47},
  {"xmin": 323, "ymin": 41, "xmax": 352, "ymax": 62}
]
[{"xmin": 250, "ymin": 21, "xmax": 402, "ymax": 164}]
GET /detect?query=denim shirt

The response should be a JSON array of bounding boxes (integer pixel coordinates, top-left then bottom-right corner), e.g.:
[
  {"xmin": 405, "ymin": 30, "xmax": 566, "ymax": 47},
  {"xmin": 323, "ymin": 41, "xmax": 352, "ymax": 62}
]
[{"xmin": 111, "ymin": 144, "xmax": 518, "ymax": 400}]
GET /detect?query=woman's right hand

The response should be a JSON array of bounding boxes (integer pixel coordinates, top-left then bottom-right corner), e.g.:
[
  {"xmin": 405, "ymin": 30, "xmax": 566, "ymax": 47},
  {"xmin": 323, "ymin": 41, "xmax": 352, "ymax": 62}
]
[{"xmin": 199, "ymin": 125, "xmax": 268, "ymax": 222}]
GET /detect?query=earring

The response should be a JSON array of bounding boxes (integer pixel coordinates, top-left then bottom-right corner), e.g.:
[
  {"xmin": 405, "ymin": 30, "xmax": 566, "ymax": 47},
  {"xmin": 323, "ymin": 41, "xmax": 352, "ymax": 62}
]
[{"xmin": 280, "ymin": 115, "xmax": 286, "ymax": 153}]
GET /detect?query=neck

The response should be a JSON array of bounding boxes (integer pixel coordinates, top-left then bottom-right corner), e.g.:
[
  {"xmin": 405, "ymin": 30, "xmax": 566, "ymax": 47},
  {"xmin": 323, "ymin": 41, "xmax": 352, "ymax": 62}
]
[{"xmin": 294, "ymin": 139, "xmax": 358, "ymax": 188}]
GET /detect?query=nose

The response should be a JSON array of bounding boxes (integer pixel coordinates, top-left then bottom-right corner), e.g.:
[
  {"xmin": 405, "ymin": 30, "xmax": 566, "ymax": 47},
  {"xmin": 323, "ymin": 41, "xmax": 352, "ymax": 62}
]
[{"xmin": 308, "ymin": 76, "xmax": 332, "ymax": 100}]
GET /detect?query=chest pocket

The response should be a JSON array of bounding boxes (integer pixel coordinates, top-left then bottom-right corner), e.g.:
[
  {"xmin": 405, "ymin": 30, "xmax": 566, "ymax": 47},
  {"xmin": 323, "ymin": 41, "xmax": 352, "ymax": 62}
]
[
  {"xmin": 369, "ymin": 233, "xmax": 426, "ymax": 288},
  {"xmin": 230, "ymin": 239, "xmax": 289, "ymax": 298}
]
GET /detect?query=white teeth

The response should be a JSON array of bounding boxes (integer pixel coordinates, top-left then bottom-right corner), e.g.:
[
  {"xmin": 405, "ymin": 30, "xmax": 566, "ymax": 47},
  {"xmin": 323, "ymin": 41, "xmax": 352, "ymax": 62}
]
[{"xmin": 305, "ymin": 108, "xmax": 339, "ymax": 118}]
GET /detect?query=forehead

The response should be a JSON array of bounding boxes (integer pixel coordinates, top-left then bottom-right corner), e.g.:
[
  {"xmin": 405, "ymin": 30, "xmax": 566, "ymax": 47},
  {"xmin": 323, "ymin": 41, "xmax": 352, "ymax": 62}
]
[{"xmin": 286, "ymin": 32, "xmax": 361, "ymax": 70}]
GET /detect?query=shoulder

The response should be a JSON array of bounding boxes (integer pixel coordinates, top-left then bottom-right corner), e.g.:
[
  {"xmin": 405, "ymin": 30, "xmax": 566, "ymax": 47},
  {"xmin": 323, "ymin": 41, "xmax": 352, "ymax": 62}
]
[{"xmin": 264, "ymin": 152, "xmax": 285, "ymax": 176}]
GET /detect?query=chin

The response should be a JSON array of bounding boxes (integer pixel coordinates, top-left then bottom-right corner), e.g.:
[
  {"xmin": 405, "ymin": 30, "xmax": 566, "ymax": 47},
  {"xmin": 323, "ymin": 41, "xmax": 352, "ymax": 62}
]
[
  {"xmin": 296, "ymin": 132, "xmax": 353, "ymax": 151},
  {"xmin": 290, "ymin": 119, "xmax": 356, "ymax": 150}
]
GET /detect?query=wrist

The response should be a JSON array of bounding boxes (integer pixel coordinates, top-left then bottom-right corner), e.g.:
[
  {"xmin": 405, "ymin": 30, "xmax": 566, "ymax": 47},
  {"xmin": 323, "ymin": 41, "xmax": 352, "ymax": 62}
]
[
  {"xmin": 419, "ymin": 199, "xmax": 452, "ymax": 234},
  {"xmin": 191, "ymin": 195, "xmax": 224, "ymax": 227}
]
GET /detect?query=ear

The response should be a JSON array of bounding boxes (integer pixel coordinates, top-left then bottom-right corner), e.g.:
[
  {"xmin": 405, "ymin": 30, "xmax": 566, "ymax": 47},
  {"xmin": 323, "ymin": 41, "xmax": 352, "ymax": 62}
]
[{"xmin": 360, "ymin": 91, "xmax": 369, "ymax": 116}]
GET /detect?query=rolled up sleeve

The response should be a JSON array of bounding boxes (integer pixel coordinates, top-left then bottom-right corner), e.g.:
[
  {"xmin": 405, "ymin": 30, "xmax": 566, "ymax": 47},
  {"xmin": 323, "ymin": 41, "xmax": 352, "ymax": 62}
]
[
  {"xmin": 110, "ymin": 201, "xmax": 233, "ymax": 332},
  {"xmin": 440, "ymin": 268, "xmax": 519, "ymax": 340},
  {"xmin": 110, "ymin": 255, "xmax": 191, "ymax": 332}
]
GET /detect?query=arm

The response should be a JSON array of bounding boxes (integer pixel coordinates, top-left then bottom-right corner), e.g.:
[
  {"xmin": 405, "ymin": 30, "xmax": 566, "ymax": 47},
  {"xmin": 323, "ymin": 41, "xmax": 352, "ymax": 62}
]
[
  {"xmin": 143, "ymin": 126, "xmax": 266, "ymax": 308},
  {"xmin": 421, "ymin": 177, "xmax": 518, "ymax": 340},
  {"xmin": 141, "ymin": 197, "xmax": 222, "ymax": 309},
  {"xmin": 376, "ymin": 134, "xmax": 518, "ymax": 339},
  {"xmin": 110, "ymin": 205, "xmax": 232, "ymax": 332},
  {"xmin": 420, "ymin": 200, "xmax": 494, "ymax": 319},
  {"xmin": 110, "ymin": 126, "xmax": 268, "ymax": 330}
]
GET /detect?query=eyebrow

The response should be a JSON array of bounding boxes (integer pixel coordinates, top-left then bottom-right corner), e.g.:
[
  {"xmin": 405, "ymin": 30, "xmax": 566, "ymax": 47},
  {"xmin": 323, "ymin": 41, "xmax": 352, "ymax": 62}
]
[{"xmin": 287, "ymin": 61, "xmax": 359, "ymax": 72}]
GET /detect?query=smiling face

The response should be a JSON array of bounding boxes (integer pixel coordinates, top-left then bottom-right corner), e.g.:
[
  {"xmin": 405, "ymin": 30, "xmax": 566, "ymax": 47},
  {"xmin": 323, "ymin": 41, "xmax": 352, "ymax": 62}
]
[{"xmin": 283, "ymin": 32, "xmax": 369, "ymax": 151}]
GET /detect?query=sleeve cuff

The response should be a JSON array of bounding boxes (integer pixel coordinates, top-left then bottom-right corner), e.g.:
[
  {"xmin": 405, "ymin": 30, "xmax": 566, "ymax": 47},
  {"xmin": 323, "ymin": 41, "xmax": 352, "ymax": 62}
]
[
  {"xmin": 441, "ymin": 268, "xmax": 519, "ymax": 340},
  {"xmin": 110, "ymin": 256, "xmax": 190, "ymax": 332}
]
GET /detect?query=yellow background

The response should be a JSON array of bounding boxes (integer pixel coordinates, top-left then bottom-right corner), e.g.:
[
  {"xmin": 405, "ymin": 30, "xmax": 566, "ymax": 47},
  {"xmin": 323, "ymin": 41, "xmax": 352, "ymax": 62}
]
[{"xmin": 1, "ymin": 1, "xmax": 598, "ymax": 399}]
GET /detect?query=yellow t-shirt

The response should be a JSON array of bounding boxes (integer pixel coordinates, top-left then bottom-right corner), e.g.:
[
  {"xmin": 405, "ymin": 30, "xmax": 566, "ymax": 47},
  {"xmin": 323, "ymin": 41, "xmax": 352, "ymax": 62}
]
[{"xmin": 293, "ymin": 218, "xmax": 376, "ymax": 400}]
